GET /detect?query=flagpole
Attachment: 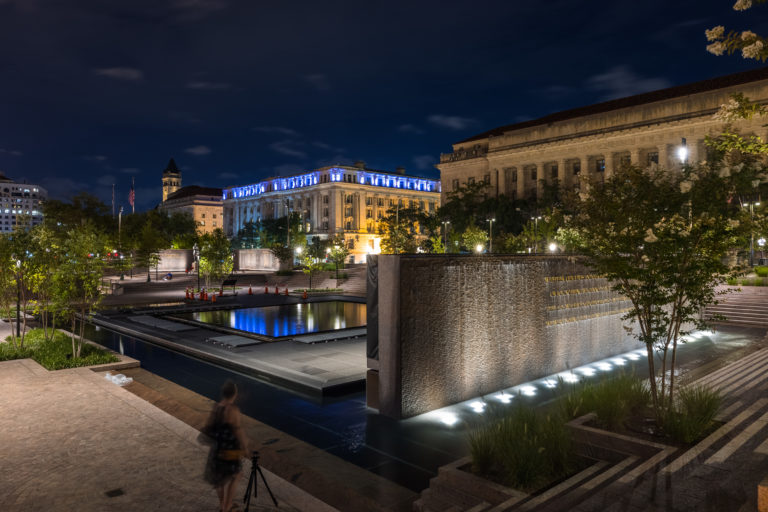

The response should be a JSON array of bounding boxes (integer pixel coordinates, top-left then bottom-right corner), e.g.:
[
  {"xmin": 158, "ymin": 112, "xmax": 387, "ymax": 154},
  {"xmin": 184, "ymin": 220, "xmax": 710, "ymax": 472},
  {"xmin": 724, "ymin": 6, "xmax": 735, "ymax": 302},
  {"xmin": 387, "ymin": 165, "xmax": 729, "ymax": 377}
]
[
  {"xmin": 112, "ymin": 184, "xmax": 115, "ymax": 217},
  {"xmin": 131, "ymin": 177, "xmax": 135, "ymax": 214}
]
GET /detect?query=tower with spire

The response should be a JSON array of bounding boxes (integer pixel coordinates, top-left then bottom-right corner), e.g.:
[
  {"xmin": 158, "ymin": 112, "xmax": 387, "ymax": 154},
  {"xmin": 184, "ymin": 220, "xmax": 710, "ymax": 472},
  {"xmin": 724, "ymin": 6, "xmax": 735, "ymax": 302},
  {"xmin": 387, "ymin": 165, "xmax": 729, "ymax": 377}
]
[{"xmin": 162, "ymin": 158, "xmax": 181, "ymax": 202}]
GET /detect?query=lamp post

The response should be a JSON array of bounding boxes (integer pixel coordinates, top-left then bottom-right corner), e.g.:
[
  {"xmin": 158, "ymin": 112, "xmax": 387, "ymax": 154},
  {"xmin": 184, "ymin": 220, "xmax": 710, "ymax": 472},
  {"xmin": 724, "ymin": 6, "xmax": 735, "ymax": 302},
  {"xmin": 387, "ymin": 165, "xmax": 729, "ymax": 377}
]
[
  {"xmin": 748, "ymin": 200, "xmax": 761, "ymax": 267},
  {"xmin": 442, "ymin": 220, "xmax": 450, "ymax": 253},
  {"xmin": 15, "ymin": 259, "xmax": 20, "ymax": 339},
  {"xmin": 759, "ymin": 237, "xmax": 766, "ymax": 264},
  {"xmin": 192, "ymin": 242, "xmax": 200, "ymax": 292},
  {"xmin": 295, "ymin": 246, "xmax": 302, "ymax": 266},
  {"xmin": 487, "ymin": 218, "xmax": 495, "ymax": 254},
  {"xmin": 531, "ymin": 216, "xmax": 542, "ymax": 254},
  {"xmin": 548, "ymin": 242, "xmax": 558, "ymax": 253}
]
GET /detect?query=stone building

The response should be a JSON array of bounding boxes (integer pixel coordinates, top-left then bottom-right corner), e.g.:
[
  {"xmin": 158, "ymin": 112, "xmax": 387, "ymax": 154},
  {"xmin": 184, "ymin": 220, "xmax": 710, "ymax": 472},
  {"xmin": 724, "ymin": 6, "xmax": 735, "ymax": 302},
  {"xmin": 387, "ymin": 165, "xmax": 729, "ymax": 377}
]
[
  {"xmin": 157, "ymin": 159, "xmax": 223, "ymax": 234},
  {"xmin": 437, "ymin": 67, "xmax": 768, "ymax": 202},
  {"xmin": 0, "ymin": 172, "xmax": 46, "ymax": 233},
  {"xmin": 223, "ymin": 162, "xmax": 441, "ymax": 263}
]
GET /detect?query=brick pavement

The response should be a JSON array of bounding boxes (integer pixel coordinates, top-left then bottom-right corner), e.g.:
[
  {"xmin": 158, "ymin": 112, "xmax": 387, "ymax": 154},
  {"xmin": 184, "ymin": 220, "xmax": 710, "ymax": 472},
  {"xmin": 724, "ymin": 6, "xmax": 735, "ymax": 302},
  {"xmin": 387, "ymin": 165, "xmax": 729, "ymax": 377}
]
[{"xmin": 0, "ymin": 358, "xmax": 338, "ymax": 512}]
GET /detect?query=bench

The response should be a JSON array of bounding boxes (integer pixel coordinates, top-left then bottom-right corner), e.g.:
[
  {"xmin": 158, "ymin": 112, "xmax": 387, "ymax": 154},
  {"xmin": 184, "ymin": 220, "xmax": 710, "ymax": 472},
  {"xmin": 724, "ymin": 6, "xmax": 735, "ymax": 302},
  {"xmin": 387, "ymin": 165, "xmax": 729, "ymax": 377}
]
[{"xmin": 221, "ymin": 278, "xmax": 237, "ymax": 293}]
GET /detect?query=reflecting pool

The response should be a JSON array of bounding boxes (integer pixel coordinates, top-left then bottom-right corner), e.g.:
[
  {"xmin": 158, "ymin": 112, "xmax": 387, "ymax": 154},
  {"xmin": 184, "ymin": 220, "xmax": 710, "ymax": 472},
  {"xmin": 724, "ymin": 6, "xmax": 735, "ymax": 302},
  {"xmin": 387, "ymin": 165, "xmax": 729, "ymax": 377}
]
[{"xmin": 174, "ymin": 300, "xmax": 366, "ymax": 337}]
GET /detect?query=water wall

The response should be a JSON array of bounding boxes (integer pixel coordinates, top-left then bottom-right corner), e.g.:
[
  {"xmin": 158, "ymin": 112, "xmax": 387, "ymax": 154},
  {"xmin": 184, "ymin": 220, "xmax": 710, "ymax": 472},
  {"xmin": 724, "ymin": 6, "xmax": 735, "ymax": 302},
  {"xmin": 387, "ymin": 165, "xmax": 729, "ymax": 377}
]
[
  {"xmin": 234, "ymin": 249, "xmax": 280, "ymax": 271},
  {"xmin": 367, "ymin": 255, "xmax": 638, "ymax": 419}
]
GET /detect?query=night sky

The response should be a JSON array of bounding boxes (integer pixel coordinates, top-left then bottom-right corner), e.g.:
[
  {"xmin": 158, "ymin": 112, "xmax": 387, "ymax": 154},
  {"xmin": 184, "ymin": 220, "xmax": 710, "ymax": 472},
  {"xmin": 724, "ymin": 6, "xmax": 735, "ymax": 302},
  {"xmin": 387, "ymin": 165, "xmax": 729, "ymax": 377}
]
[{"xmin": 1, "ymin": 0, "xmax": 765, "ymax": 211}]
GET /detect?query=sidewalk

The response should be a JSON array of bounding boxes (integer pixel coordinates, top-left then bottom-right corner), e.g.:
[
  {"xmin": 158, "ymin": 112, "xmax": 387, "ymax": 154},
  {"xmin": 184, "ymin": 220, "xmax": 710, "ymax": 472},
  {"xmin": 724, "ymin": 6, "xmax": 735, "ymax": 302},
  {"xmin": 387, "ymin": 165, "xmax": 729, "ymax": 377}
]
[{"xmin": 0, "ymin": 358, "xmax": 338, "ymax": 512}]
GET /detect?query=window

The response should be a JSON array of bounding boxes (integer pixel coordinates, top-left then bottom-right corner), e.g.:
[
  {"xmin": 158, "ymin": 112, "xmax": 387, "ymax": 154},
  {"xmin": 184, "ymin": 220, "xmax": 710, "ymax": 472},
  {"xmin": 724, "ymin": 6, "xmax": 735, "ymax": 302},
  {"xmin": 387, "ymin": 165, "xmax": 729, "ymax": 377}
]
[
  {"xmin": 620, "ymin": 155, "xmax": 631, "ymax": 166},
  {"xmin": 306, "ymin": 198, "xmax": 311, "ymax": 207},
  {"xmin": 212, "ymin": 213, "xmax": 217, "ymax": 219},
  {"xmin": 213, "ymin": 221, "xmax": 217, "ymax": 227},
  {"xmin": 468, "ymin": 177, "xmax": 475, "ymax": 185},
  {"xmin": 419, "ymin": 201, "xmax": 425, "ymax": 210},
  {"xmin": 428, "ymin": 201, "xmax": 435, "ymax": 212},
  {"xmin": 345, "ymin": 195, "xmax": 353, "ymax": 204},
  {"xmin": 366, "ymin": 208, "xmax": 372, "ymax": 218},
  {"xmin": 345, "ymin": 221, "xmax": 352, "ymax": 230},
  {"xmin": 377, "ymin": 211, "xmax": 383, "ymax": 219},
  {"xmin": 323, "ymin": 221, "xmax": 329, "ymax": 230},
  {"xmin": 323, "ymin": 208, "xmax": 329, "ymax": 217},
  {"xmin": 511, "ymin": 170, "xmax": 517, "ymax": 182},
  {"xmin": 345, "ymin": 207, "xmax": 353, "ymax": 217},
  {"xmin": 201, "ymin": 213, "xmax": 206, "ymax": 218},
  {"xmin": 647, "ymin": 151, "xmax": 659, "ymax": 165},
  {"xmin": 452, "ymin": 179, "xmax": 459, "ymax": 190},
  {"xmin": 366, "ymin": 197, "xmax": 372, "ymax": 205},
  {"xmin": 323, "ymin": 195, "xmax": 329, "ymax": 204},
  {"xmin": 483, "ymin": 174, "xmax": 490, "ymax": 183},
  {"xmin": 377, "ymin": 198, "xmax": 384, "ymax": 206},
  {"xmin": 596, "ymin": 159, "xmax": 605, "ymax": 173},
  {"xmin": 200, "ymin": 221, "xmax": 205, "ymax": 226},
  {"xmin": 531, "ymin": 169, "xmax": 537, "ymax": 181},
  {"xmin": 389, "ymin": 199, "xmax": 395, "ymax": 206},
  {"xmin": 573, "ymin": 162, "xmax": 581, "ymax": 175},
  {"xmin": 551, "ymin": 165, "xmax": 558, "ymax": 179},
  {"xmin": 297, "ymin": 199, "xmax": 302, "ymax": 208}
]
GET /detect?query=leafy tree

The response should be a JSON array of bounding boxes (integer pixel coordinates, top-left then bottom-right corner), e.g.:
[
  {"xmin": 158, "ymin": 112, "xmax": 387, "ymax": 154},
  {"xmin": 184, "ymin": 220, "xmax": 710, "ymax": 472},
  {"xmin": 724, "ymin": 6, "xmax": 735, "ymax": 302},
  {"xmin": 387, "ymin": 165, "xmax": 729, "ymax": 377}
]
[
  {"xmin": 134, "ymin": 221, "xmax": 165, "ymax": 282},
  {"xmin": 52, "ymin": 226, "xmax": 107, "ymax": 358},
  {"xmin": 269, "ymin": 244, "xmax": 295, "ymax": 270},
  {"xmin": 706, "ymin": 1, "xmax": 768, "ymax": 62},
  {"xmin": 232, "ymin": 220, "xmax": 261, "ymax": 249},
  {"xmin": 0, "ymin": 235, "xmax": 18, "ymax": 346},
  {"xmin": 199, "ymin": 229, "xmax": 234, "ymax": 289},
  {"xmin": 380, "ymin": 206, "xmax": 419, "ymax": 254},
  {"xmin": 301, "ymin": 253, "xmax": 325, "ymax": 290},
  {"xmin": 570, "ymin": 164, "xmax": 745, "ymax": 420},
  {"xmin": 27, "ymin": 225, "xmax": 62, "ymax": 340},
  {"xmin": 328, "ymin": 235, "xmax": 350, "ymax": 279},
  {"xmin": 43, "ymin": 192, "xmax": 112, "ymax": 233},
  {"xmin": 461, "ymin": 224, "xmax": 489, "ymax": 253}
]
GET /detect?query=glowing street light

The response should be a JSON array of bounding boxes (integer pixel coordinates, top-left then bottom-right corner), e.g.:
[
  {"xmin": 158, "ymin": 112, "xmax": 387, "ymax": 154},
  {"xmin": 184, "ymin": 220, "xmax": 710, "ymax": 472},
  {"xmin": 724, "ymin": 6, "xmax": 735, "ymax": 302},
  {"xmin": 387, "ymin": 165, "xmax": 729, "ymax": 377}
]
[
  {"xmin": 531, "ymin": 216, "xmax": 542, "ymax": 253},
  {"xmin": 442, "ymin": 220, "xmax": 450, "ymax": 252},
  {"xmin": 548, "ymin": 242, "xmax": 557, "ymax": 253},
  {"xmin": 678, "ymin": 137, "xmax": 688, "ymax": 164},
  {"xmin": 475, "ymin": 244, "xmax": 484, "ymax": 254}
]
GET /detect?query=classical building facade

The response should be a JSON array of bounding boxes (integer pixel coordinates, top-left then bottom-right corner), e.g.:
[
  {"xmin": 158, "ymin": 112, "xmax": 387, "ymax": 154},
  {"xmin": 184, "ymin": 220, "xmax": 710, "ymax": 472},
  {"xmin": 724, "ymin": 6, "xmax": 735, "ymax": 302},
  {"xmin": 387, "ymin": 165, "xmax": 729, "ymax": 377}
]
[
  {"xmin": 0, "ymin": 172, "xmax": 47, "ymax": 233},
  {"xmin": 223, "ymin": 163, "xmax": 441, "ymax": 263},
  {"xmin": 159, "ymin": 185, "xmax": 223, "ymax": 235},
  {"xmin": 437, "ymin": 67, "xmax": 768, "ymax": 202}
]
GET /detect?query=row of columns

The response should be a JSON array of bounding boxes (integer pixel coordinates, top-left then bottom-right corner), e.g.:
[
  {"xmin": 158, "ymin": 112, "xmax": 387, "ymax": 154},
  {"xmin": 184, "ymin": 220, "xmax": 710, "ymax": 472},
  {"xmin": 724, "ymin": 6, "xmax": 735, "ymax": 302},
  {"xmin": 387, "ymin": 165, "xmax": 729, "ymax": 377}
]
[{"xmin": 497, "ymin": 141, "xmax": 699, "ymax": 200}]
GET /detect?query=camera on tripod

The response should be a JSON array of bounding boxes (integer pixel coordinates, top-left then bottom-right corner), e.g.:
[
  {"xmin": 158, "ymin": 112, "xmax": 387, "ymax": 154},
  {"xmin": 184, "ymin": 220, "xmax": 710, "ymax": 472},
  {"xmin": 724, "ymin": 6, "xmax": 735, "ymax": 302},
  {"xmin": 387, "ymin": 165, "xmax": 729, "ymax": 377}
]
[{"xmin": 243, "ymin": 449, "xmax": 277, "ymax": 508}]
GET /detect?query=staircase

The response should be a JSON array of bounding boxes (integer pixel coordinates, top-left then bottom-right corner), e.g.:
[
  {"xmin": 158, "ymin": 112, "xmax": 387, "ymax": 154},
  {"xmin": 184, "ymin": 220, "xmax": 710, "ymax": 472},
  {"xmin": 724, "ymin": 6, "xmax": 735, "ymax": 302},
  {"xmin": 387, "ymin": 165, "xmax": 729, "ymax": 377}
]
[
  {"xmin": 264, "ymin": 265, "xmax": 367, "ymax": 297},
  {"xmin": 704, "ymin": 286, "xmax": 768, "ymax": 328}
]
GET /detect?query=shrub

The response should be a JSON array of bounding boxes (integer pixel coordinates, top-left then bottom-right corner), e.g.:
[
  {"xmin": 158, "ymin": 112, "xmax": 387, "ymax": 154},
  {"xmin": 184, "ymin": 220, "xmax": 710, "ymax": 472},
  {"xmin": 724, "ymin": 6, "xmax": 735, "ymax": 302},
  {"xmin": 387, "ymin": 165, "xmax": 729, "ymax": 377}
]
[
  {"xmin": 468, "ymin": 403, "xmax": 574, "ymax": 490},
  {"xmin": 755, "ymin": 266, "xmax": 768, "ymax": 277},
  {"xmin": 1, "ymin": 328, "xmax": 118, "ymax": 370},
  {"xmin": 663, "ymin": 385, "xmax": 722, "ymax": 444},
  {"xmin": 726, "ymin": 277, "xmax": 739, "ymax": 286},
  {"xmin": 556, "ymin": 373, "xmax": 649, "ymax": 431}
]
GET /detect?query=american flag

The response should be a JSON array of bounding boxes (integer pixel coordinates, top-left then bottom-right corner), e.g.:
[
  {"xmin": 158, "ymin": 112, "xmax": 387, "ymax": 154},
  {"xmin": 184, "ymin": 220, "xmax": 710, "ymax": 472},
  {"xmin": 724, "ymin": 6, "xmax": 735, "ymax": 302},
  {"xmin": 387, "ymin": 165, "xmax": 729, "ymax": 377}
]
[{"xmin": 129, "ymin": 177, "xmax": 135, "ymax": 213}]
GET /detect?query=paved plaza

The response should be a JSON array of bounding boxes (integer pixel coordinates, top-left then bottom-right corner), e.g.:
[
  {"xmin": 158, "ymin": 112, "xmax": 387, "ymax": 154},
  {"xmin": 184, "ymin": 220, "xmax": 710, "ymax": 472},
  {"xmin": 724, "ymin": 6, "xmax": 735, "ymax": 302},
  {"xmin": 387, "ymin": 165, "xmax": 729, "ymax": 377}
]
[{"xmin": 0, "ymin": 357, "xmax": 337, "ymax": 512}]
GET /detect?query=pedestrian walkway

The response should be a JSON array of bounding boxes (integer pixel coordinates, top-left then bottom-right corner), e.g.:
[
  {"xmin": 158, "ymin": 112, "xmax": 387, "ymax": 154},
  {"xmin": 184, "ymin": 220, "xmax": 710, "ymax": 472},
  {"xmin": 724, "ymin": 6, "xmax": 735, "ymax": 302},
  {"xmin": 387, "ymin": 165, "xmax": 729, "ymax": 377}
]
[{"xmin": 0, "ymin": 358, "xmax": 338, "ymax": 512}]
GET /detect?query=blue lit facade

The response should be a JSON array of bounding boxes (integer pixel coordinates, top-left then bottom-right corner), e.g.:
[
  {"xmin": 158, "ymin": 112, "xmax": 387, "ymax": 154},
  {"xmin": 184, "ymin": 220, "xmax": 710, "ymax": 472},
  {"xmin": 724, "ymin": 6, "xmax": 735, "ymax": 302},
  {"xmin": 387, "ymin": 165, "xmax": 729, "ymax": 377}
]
[{"xmin": 223, "ymin": 165, "xmax": 441, "ymax": 263}]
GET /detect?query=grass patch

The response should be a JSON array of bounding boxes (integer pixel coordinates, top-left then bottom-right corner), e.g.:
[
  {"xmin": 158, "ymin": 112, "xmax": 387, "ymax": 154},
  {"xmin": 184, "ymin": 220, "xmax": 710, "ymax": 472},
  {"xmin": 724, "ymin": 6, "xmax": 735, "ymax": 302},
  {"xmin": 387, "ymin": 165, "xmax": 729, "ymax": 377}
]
[
  {"xmin": 663, "ymin": 385, "xmax": 722, "ymax": 444},
  {"xmin": 755, "ymin": 266, "xmax": 768, "ymax": 278},
  {"xmin": 468, "ymin": 403, "xmax": 574, "ymax": 491},
  {"xmin": 557, "ymin": 373, "xmax": 650, "ymax": 431},
  {"xmin": 0, "ymin": 328, "xmax": 118, "ymax": 370}
]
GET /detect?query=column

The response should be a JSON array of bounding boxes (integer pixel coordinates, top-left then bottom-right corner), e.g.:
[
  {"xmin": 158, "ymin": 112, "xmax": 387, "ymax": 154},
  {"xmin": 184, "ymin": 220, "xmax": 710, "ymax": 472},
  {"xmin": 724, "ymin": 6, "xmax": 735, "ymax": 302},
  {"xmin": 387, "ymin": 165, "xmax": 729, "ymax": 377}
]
[
  {"xmin": 516, "ymin": 166, "xmax": 526, "ymax": 200},
  {"xmin": 537, "ymin": 163, "xmax": 546, "ymax": 199},
  {"xmin": 658, "ymin": 144, "xmax": 669, "ymax": 170},
  {"xmin": 604, "ymin": 153, "xmax": 614, "ymax": 179},
  {"xmin": 688, "ymin": 139, "xmax": 699, "ymax": 165},
  {"xmin": 558, "ymin": 158, "xmax": 568, "ymax": 189},
  {"xmin": 579, "ymin": 156, "xmax": 589, "ymax": 189}
]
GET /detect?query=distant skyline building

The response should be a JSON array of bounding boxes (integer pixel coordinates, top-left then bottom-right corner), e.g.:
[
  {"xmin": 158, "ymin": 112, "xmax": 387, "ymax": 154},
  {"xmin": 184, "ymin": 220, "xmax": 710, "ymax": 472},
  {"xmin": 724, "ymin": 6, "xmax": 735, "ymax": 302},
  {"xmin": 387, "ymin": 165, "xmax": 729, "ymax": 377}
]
[
  {"xmin": 161, "ymin": 158, "xmax": 182, "ymax": 202},
  {"xmin": 0, "ymin": 172, "xmax": 47, "ymax": 233},
  {"xmin": 158, "ymin": 158, "xmax": 222, "ymax": 234},
  {"xmin": 437, "ymin": 67, "xmax": 768, "ymax": 203},
  {"xmin": 223, "ymin": 162, "xmax": 441, "ymax": 263}
]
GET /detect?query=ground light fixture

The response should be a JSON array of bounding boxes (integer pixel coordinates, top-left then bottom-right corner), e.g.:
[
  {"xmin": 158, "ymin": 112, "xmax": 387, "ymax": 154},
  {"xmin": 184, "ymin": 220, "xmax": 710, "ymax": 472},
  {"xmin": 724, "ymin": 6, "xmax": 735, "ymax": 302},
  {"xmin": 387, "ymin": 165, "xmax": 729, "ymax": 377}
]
[
  {"xmin": 678, "ymin": 137, "xmax": 688, "ymax": 163},
  {"xmin": 475, "ymin": 244, "xmax": 484, "ymax": 254},
  {"xmin": 548, "ymin": 242, "xmax": 557, "ymax": 253}
]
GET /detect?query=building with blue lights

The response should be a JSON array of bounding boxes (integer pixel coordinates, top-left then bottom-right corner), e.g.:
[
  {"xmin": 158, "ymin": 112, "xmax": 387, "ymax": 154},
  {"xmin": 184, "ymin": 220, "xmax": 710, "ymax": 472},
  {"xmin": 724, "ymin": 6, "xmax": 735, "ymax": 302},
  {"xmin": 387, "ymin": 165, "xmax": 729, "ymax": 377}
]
[{"xmin": 223, "ymin": 162, "xmax": 441, "ymax": 263}]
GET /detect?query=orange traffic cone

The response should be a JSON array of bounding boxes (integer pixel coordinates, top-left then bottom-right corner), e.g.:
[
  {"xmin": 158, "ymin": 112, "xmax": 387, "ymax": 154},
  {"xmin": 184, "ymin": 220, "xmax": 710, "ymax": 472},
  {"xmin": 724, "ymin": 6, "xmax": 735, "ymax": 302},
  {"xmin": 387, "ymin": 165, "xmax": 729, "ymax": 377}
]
[
  {"xmin": 284, "ymin": 288, "xmax": 289, "ymax": 296},
  {"xmin": 212, "ymin": 294, "xmax": 216, "ymax": 303},
  {"xmin": 219, "ymin": 288, "xmax": 223, "ymax": 297},
  {"xmin": 274, "ymin": 286, "xmax": 279, "ymax": 294},
  {"xmin": 302, "ymin": 291, "xmax": 308, "ymax": 300},
  {"xmin": 265, "ymin": 285, "xmax": 269, "ymax": 294},
  {"xmin": 248, "ymin": 285, "xmax": 253, "ymax": 295}
]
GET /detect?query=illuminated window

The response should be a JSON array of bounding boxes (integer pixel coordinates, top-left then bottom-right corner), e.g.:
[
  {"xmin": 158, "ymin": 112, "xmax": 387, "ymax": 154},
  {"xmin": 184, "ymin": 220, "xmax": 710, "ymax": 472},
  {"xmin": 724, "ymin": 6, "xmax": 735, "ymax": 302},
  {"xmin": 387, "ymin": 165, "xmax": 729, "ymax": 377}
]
[
  {"xmin": 596, "ymin": 159, "xmax": 605, "ymax": 173},
  {"xmin": 345, "ymin": 207, "xmax": 353, "ymax": 217},
  {"xmin": 366, "ymin": 208, "xmax": 372, "ymax": 218},
  {"xmin": 377, "ymin": 198, "xmax": 384, "ymax": 206},
  {"xmin": 366, "ymin": 197, "xmax": 372, "ymax": 205},
  {"xmin": 345, "ymin": 221, "xmax": 352, "ymax": 230},
  {"xmin": 346, "ymin": 195, "xmax": 353, "ymax": 204}
]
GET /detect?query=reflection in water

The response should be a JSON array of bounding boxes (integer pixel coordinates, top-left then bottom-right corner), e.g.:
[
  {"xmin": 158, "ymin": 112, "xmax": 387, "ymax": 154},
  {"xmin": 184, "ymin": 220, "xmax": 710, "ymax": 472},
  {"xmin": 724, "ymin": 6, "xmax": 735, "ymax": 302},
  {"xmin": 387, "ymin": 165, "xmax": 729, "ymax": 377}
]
[{"xmin": 177, "ymin": 300, "xmax": 366, "ymax": 337}]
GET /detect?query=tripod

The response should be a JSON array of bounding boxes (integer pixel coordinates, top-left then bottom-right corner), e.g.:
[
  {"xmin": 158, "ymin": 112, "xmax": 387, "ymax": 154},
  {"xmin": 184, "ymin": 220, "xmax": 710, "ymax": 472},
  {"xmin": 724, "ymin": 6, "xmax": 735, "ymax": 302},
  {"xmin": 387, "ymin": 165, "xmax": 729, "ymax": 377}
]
[{"xmin": 243, "ymin": 451, "xmax": 278, "ymax": 509}]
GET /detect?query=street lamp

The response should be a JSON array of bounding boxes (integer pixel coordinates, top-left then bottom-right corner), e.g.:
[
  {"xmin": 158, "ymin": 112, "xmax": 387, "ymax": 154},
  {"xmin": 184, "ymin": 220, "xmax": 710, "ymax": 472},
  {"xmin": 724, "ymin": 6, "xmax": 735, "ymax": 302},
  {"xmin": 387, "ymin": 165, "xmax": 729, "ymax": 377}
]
[
  {"xmin": 15, "ymin": 259, "xmax": 20, "ymax": 339},
  {"xmin": 192, "ymin": 242, "xmax": 200, "ymax": 292},
  {"xmin": 747, "ymin": 200, "xmax": 761, "ymax": 267},
  {"xmin": 531, "ymin": 216, "xmax": 542, "ymax": 254},
  {"xmin": 442, "ymin": 220, "xmax": 450, "ymax": 253},
  {"xmin": 678, "ymin": 137, "xmax": 688, "ymax": 164},
  {"xmin": 475, "ymin": 244, "xmax": 484, "ymax": 254},
  {"xmin": 295, "ymin": 246, "xmax": 303, "ymax": 265},
  {"xmin": 548, "ymin": 242, "xmax": 557, "ymax": 253},
  {"xmin": 759, "ymin": 237, "xmax": 766, "ymax": 264},
  {"xmin": 487, "ymin": 218, "xmax": 496, "ymax": 254}
]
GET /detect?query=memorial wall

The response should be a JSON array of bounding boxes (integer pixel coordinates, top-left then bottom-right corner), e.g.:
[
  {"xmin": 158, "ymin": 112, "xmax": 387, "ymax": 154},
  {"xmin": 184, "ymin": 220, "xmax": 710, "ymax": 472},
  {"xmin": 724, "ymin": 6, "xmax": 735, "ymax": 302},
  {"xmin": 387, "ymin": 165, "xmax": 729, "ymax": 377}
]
[{"xmin": 367, "ymin": 254, "xmax": 638, "ymax": 419}]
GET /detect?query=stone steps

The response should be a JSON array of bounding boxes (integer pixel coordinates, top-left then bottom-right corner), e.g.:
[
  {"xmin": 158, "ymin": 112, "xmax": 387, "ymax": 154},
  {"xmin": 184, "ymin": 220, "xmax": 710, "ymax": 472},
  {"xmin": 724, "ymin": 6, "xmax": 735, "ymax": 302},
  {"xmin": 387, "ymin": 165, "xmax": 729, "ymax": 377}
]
[{"xmin": 704, "ymin": 289, "xmax": 768, "ymax": 326}]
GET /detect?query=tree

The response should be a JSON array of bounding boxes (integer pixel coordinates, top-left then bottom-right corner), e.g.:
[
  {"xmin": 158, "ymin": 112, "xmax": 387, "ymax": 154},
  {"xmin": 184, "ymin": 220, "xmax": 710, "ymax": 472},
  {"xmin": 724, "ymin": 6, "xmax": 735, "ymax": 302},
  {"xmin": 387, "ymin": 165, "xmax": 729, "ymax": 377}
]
[
  {"xmin": 706, "ymin": 1, "xmax": 768, "ymax": 62},
  {"xmin": 301, "ymin": 254, "xmax": 325, "ymax": 290},
  {"xmin": 232, "ymin": 220, "xmax": 261, "ymax": 249},
  {"xmin": 570, "ymin": 164, "xmax": 744, "ymax": 420},
  {"xmin": 27, "ymin": 225, "xmax": 62, "ymax": 340},
  {"xmin": 199, "ymin": 229, "xmax": 234, "ymax": 289},
  {"xmin": 461, "ymin": 224, "xmax": 489, "ymax": 253},
  {"xmin": 328, "ymin": 235, "xmax": 350, "ymax": 279},
  {"xmin": 380, "ymin": 205, "xmax": 419, "ymax": 254},
  {"xmin": 0, "ymin": 235, "xmax": 18, "ymax": 346},
  {"xmin": 134, "ymin": 221, "xmax": 165, "ymax": 282},
  {"xmin": 269, "ymin": 244, "xmax": 295, "ymax": 270},
  {"xmin": 52, "ymin": 226, "xmax": 107, "ymax": 359}
]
